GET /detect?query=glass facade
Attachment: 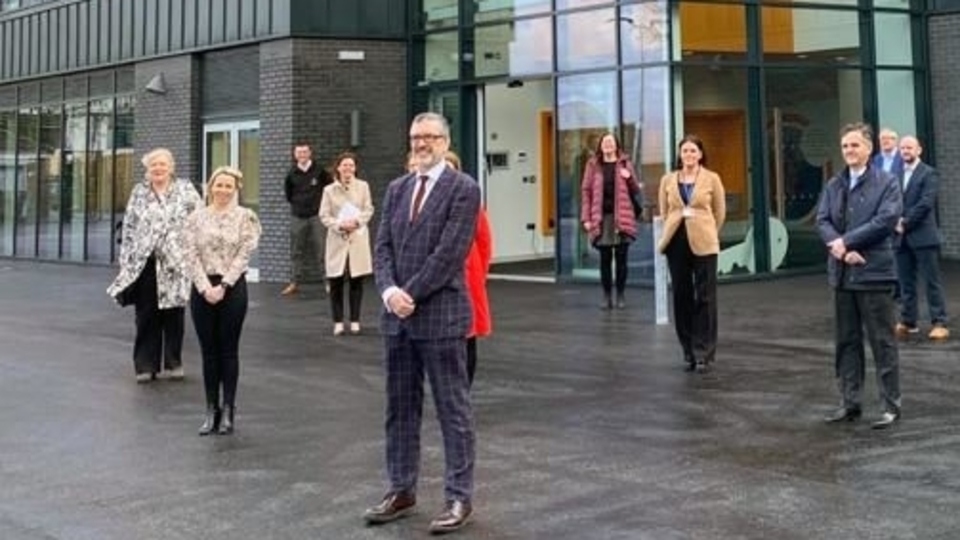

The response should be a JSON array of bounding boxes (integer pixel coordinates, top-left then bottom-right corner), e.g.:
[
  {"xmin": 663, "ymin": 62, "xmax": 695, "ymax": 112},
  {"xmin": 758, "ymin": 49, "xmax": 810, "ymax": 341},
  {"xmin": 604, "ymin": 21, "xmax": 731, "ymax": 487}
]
[
  {"xmin": 0, "ymin": 84, "xmax": 135, "ymax": 263},
  {"xmin": 412, "ymin": 0, "xmax": 926, "ymax": 283}
]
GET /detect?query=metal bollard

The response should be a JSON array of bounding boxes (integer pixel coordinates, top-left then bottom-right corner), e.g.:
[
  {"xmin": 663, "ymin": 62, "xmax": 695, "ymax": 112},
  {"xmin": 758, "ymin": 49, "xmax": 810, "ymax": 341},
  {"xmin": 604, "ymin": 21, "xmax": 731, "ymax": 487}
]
[{"xmin": 652, "ymin": 216, "xmax": 669, "ymax": 325}]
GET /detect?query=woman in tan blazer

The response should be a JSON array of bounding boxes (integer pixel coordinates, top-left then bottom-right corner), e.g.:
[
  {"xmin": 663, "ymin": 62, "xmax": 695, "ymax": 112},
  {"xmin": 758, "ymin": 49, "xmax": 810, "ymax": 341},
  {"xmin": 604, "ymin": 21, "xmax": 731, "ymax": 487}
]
[
  {"xmin": 319, "ymin": 152, "xmax": 375, "ymax": 335},
  {"xmin": 658, "ymin": 135, "xmax": 726, "ymax": 373}
]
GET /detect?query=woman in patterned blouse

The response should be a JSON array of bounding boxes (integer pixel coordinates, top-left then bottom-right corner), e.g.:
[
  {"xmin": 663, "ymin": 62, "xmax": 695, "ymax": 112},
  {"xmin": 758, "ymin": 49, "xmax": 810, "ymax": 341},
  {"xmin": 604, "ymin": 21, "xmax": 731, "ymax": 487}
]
[
  {"xmin": 107, "ymin": 148, "xmax": 202, "ymax": 383},
  {"xmin": 183, "ymin": 166, "xmax": 262, "ymax": 436}
]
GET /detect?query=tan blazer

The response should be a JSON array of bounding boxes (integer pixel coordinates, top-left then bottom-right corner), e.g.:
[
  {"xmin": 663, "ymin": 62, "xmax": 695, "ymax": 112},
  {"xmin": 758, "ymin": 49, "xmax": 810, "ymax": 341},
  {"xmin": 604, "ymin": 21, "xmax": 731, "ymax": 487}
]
[
  {"xmin": 657, "ymin": 168, "xmax": 726, "ymax": 255},
  {"xmin": 319, "ymin": 178, "xmax": 375, "ymax": 278}
]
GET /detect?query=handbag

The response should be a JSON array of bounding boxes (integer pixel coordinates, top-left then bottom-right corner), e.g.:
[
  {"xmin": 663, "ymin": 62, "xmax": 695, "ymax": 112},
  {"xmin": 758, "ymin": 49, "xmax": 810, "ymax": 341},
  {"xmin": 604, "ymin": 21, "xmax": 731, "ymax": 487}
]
[
  {"xmin": 629, "ymin": 184, "xmax": 644, "ymax": 220},
  {"xmin": 114, "ymin": 281, "xmax": 139, "ymax": 307}
]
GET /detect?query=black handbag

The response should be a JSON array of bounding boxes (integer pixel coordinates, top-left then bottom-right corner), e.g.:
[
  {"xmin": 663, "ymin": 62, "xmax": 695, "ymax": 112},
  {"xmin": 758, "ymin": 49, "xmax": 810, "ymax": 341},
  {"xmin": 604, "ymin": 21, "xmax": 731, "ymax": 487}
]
[
  {"xmin": 630, "ymin": 186, "xmax": 645, "ymax": 220},
  {"xmin": 114, "ymin": 281, "xmax": 138, "ymax": 307}
]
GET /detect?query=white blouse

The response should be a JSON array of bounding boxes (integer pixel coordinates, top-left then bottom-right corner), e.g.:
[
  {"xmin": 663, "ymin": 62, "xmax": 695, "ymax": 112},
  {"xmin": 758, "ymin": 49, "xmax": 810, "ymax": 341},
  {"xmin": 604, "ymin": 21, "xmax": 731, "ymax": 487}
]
[{"xmin": 183, "ymin": 205, "xmax": 261, "ymax": 292}]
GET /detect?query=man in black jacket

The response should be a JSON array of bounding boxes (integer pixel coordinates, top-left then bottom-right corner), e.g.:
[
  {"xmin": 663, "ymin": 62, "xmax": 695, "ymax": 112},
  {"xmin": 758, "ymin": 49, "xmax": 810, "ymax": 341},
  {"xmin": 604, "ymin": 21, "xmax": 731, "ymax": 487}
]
[
  {"xmin": 816, "ymin": 122, "xmax": 903, "ymax": 430},
  {"xmin": 282, "ymin": 144, "xmax": 331, "ymax": 296}
]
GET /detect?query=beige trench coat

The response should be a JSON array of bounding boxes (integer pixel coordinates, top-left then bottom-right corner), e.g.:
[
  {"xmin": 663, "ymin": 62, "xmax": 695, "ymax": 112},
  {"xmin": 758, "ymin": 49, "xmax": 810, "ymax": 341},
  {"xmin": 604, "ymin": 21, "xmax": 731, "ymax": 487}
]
[{"xmin": 319, "ymin": 178, "xmax": 375, "ymax": 278}]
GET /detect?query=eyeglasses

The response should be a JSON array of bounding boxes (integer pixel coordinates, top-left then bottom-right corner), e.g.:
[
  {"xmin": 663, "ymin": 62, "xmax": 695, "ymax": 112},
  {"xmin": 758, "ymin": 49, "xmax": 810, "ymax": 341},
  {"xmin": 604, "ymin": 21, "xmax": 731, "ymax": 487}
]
[{"xmin": 409, "ymin": 134, "xmax": 446, "ymax": 143}]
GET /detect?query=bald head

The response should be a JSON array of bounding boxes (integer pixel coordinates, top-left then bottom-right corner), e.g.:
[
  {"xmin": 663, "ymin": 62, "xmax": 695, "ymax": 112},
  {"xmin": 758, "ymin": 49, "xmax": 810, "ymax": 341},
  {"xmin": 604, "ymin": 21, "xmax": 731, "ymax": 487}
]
[{"xmin": 899, "ymin": 135, "xmax": 922, "ymax": 164}]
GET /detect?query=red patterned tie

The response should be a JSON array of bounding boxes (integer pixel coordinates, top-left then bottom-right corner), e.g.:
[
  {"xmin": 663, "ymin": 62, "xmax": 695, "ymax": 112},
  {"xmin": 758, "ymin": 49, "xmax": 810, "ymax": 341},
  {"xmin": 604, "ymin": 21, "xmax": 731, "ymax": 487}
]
[{"xmin": 411, "ymin": 175, "xmax": 429, "ymax": 222}]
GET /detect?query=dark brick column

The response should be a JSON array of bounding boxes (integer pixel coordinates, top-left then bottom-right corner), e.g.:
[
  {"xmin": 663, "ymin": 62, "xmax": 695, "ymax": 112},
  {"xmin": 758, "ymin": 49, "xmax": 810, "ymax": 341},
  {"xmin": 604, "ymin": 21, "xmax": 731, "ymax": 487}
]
[
  {"xmin": 257, "ymin": 38, "xmax": 408, "ymax": 284},
  {"xmin": 929, "ymin": 14, "xmax": 960, "ymax": 259},
  {"xmin": 134, "ymin": 55, "xmax": 201, "ymax": 185}
]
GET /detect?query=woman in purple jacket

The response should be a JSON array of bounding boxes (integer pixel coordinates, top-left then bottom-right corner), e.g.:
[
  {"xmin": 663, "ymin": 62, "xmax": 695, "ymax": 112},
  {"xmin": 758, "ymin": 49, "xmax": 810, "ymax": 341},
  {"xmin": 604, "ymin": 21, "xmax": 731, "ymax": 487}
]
[{"xmin": 580, "ymin": 132, "xmax": 643, "ymax": 310}]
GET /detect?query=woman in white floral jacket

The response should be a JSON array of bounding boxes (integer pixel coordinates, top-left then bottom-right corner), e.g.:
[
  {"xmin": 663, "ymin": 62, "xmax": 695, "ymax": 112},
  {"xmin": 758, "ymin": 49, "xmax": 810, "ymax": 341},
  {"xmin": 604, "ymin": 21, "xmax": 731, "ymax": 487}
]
[{"xmin": 107, "ymin": 148, "xmax": 202, "ymax": 383}]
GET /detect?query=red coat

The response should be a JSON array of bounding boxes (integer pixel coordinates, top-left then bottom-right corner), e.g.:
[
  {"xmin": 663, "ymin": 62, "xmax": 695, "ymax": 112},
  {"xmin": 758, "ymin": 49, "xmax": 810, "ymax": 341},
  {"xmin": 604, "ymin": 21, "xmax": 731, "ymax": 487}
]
[
  {"xmin": 580, "ymin": 154, "xmax": 641, "ymax": 242},
  {"xmin": 465, "ymin": 209, "xmax": 492, "ymax": 338}
]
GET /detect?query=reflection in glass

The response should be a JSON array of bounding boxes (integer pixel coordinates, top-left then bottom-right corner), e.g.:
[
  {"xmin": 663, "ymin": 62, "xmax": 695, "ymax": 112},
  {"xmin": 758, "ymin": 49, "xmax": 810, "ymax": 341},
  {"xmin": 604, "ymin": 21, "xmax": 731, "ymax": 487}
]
[
  {"xmin": 677, "ymin": 2, "xmax": 747, "ymax": 60},
  {"xmin": 423, "ymin": 0, "xmax": 457, "ymax": 30},
  {"xmin": 474, "ymin": 0, "xmax": 551, "ymax": 24},
  {"xmin": 556, "ymin": 71, "xmax": 618, "ymax": 279},
  {"xmin": 62, "ymin": 103, "xmax": 88, "ymax": 262},
  {"xmin": 87, "ymin": 99, "xmax": 114, "ymax": 263},
  {"xmin": 114, "ymin": 96, "xmax": 135, "ymax": 262},
  {"xmin": 620, "ymin": 1, "xmax": 669, "ymax": 65},
  {"xmin": 876, "ymin": 70, "xmax": 916, "ymax": 138},
  {"xmin": 474, "ymin": 18, "xmax": 553, "ymax": 78},
  {"xmin": 556, "ymin": 0, "xmax": 610, "ymax": 10},
  {"xmin": 206, "ymin": 131, "xmax": 231, "ymax": 180},
  {"xmin": 761, "ymin": 7, "xmax": 859, "ymax": 64},
  {"xmin": 424, "ymin": 32, "xmax": 459, "ymax": 82},
  {"xmin": 765, "ymin": 68, "xmax": 862, "ymax": 272},
  {"xmin": 873, "ymin": 0, "xmax": 910, "ymax": 8},
  {"xmin": 0, "ymin": 110, "xmax": 15, "ymax": 256},
  {"xmin": 875, "ymin": 13, "xmax": 912, "ymax": 66},
  {"xmin": 556, "ymin": 8, "xmax": 617, "ymax": 71},
  {"xmin": 37, "ymin": 105, "xmax": 62, "ymax": 259},
  {"xmin": 16, "ymin": 107, "xmax": 38, "ymax": 258},
  {"xmin": 238, "ymin": 128, "xmax": 260, "ymax": 213}
]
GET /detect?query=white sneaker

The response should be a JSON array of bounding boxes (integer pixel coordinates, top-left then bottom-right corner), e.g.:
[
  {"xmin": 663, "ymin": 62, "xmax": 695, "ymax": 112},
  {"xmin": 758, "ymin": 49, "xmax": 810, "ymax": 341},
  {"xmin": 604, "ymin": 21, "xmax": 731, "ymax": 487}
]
[
  {"xmin": 333, "ymin": 322, "xmax": 345, "ymax": 336},
  {"xmin": 350, "ymin": 322, "xmax": 361, "ymax": 334}
]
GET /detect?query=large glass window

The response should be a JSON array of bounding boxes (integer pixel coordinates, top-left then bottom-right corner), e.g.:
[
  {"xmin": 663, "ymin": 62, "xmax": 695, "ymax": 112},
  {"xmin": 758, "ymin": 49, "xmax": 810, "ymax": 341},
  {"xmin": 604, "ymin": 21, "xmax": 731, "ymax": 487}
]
[
  {"xmin": 474, "ymin": 0, "xmax": 552, "ymax": 24},
  {"xmin": 87, "ymin": 98, "xmax": 114, "ymax": 263},
  {"xmin": 620, "ymin": 1, "xmax": 669, "ymax": 65},
  {"xmin": 876, "ymin": 70, "xmax": 916, "ymax": 137},
  {"xmin": 556, "ymin": 71, "xmax": 618, "ymax": 279},
  {"xmin": 556, "ymin": 8, "xmax": 617, "ymax": 71},
  {"xmin": 423, "ymin": 0, "xmax": 457, "ymax": 31},
  {"xmin": 474, "ymin": 18, "xmax": 553, "ymax": 78},
  {"xmin": 762, "ymin": 7, "xmax": 860, "ymax": 64},
  {"xmin": 16, "ymin": 107, "xmax": 38, "ymax": 258},
  {"xmin": 556, "ymin": 0, "xmax": 611, "ymax": 10},
  {"xmin": 874, "ymin": 13, "xmax": 912, "ymax": 66},
  {"xmin": 37, "ymin": 105, "xmax": 62, "ymax": 259},
  {"xmin": 114, "ymin": 96, "xmax": 136, "ymax": 262},
  {"xmin": 765, "ymin": 68, "xmax": 862, "ymax": 272},
  {"xmin": 0, "ymin": 110, "xmax": 14, "ymax": 256},
  {"xmin": 677, "ymin": 2, "xmax": 747, "ymax": 61},
  {"xmin": 425, "ymin": 32, "xmax": 459, "ymax": 82},
  {"xmin": 62, "ymin": 102, "xmax": 88, "ymax": 262}
]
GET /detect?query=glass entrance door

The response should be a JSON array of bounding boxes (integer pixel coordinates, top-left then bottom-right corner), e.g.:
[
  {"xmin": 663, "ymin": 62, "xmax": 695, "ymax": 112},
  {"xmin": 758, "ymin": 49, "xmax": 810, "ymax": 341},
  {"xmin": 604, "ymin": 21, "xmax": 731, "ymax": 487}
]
[{"xmin": 203, "ymin": 120, "xmax": 260, "ymax": 281}]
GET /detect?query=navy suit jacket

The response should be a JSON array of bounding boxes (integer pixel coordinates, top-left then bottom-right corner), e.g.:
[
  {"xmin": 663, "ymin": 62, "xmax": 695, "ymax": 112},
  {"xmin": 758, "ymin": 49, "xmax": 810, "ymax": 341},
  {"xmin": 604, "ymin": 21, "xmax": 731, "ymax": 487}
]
[
  {"xmin": 871, "ymin": 152, "xmax": 904, "ymax": 178},
  {"xmin": 374, "ymin": 166, "xmax": 481, "ymax": 339},
  {"xmin": 899, "ymin": 161, "xmax": 940, "ymax": 249}
]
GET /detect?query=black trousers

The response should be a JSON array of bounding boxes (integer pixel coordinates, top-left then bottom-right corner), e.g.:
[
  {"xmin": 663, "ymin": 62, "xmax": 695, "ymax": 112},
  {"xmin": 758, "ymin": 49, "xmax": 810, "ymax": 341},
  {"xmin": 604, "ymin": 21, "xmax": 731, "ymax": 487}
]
[
  {"xmin": 190, "ymin": 275, "xmax": 248, "ymax": 408},
  {"xmin": 834, "ymin": 287, "xmax": 901, "ymax": 413},
  {"xmin": 598, "ymin": 244, "xmax": 630, "ymax": 296},
  {"xmin": 133, "ymin": 256, "xmax": 184, "ymax": 375},
  {"xmin": 328, "ymin": 264, "xmax": 365, "ymax": 323},
  {"xmin": 664, "ymin": 223, "xmax": 718, "ymax": 365},
  {"xmin": 466, "ymin": 337, "xmax": 477, "ymax": 386}
]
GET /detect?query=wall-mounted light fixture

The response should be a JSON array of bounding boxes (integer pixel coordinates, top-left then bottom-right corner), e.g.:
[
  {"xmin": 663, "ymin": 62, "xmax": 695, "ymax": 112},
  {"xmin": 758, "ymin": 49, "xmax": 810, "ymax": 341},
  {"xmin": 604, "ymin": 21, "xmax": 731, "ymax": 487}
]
[
  {"xmin": 349, "ymin": 109, "xmax": 362, "ymax": 148},
  {"xmin": 145, "ymin": 72, "xmax": 167, "ymax": 95}
]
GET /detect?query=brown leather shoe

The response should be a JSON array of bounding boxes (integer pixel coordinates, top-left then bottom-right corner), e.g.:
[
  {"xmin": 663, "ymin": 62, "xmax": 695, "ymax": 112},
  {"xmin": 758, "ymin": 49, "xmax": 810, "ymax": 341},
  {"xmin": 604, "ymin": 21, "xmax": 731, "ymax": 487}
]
[
  {"xmin": 428, "ymin": 500, "xmax": 472, "ymax": 534},
  {"xmin": 280, "ymin": 283, "xmax": 298, "ymax": 296},
  {"xmin": 363, "ymin": 492, "xmax": 416, "ymax": 525},
  {"xmin": 929, "ymin": 324, "xmax": 950, "ymax": 341},
  {"xmin": 895, "ymin": 322, "xmax": 918, "ymax": 337}
]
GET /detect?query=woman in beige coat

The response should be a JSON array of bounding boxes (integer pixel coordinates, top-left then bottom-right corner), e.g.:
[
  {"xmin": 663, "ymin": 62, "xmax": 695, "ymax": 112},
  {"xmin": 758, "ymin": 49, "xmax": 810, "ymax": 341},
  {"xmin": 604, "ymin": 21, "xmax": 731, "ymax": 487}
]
[
  {"xmin": 658, "ymin": 135, "xmax": 726, "ymax": 374},
  {"xmin": 319, "ymin": 152, "xmax": 375, "ymax": 335}
]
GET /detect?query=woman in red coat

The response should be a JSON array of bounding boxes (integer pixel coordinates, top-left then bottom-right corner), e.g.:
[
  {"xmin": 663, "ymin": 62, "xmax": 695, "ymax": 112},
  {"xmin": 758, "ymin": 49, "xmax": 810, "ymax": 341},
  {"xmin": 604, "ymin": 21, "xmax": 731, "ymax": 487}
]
[{"xmin": 446, "ymin": 151, "xmax": 493, "ymax": 386}]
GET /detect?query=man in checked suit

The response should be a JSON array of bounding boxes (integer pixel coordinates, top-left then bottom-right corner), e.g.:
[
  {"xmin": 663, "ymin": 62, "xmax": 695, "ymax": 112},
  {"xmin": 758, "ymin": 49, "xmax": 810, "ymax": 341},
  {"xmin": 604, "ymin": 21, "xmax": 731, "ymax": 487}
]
[{"xmin": 364, "ymin": 112, "xmax": 481, "ymax": 534}]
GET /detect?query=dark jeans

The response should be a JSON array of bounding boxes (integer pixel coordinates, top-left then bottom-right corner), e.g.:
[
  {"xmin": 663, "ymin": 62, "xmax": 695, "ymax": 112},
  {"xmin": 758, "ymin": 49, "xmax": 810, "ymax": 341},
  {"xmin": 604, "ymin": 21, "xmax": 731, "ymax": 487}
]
[
  {"xmin": 133, "ymin": 256, "xmax": 184, "ymax": 375},
  {"xmin": 329, "ymin": 269, "xmax": 365, "ymax": 323},
  {"xmin": 664, "ymin": 224, "xmax": 718, "ymax": 365},
  {"xmin": 896, "ymin": 246, "xmax": 948, "ymax": 326},
  {"xmin": 190, "ymin": 275, "xmax": 248, "ymax": 408},
  {"xmin": 466, "ymin": 337, "xmax": 477, "ymax": 386},
  {"xmin": 834, "ymin": 288, "xmax": 901, "ymax": 413},
  {"xmin": 598, "ymin": 244, "xmax": 630, "ymax": 297},
  {"xmin": 290, "ymin": 215, "xmax": 325, "ymax": 283}
]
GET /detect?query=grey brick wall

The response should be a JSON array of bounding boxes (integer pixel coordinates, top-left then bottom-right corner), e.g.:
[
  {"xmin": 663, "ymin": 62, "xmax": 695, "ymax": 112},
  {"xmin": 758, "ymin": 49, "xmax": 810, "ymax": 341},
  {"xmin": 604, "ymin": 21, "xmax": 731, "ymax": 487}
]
[
  {"xmin": 258, "ymin": 38, "xmax": 408, "ymax": 283},
  {"xmin": 929, "ymin": 14, "xmax": 960, "ymax": 259},
  {"xmin": 134, "ymin": 56, "xmax": 201, "ymax": 186}
]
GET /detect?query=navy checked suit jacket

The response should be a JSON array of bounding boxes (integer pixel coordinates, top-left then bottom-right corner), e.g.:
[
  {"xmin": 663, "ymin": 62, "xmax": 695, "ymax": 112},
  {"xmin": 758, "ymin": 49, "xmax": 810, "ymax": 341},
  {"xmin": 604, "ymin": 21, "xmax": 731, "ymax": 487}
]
[
  {"xmin": 899, "ymin": 161, "xmax": 941, "ymax": 249},
  {"xmin": 374, "ymin": 166, "xmax": 481, "ymax": 339}
]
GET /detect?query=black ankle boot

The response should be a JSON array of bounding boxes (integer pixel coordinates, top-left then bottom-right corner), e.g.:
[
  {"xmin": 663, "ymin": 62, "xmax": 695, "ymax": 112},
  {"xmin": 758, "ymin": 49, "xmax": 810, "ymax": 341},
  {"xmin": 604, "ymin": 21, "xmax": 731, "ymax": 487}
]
[
  {"xmin": 199, "ymin": 405, "xmax": 221, "ymax": 436},
  {"xmin": 218, "ymin": 405, "xmax": 235, "ymax": 435},
  {"xmin": 601, "ymin": 293, "xmax": 613, "ymax": 310},
  {"xmin": 615, "ymin": 293, "xmax": 626, "ymax": 309}
]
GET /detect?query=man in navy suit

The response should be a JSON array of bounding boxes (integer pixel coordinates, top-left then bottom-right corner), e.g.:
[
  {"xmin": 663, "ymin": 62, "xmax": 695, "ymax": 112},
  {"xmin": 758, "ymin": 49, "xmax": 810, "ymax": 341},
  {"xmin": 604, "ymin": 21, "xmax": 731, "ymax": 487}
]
[
  {"xmin": 894, "ymin": 136, "xmax": 950, "ymax": 340},
  {"xmin": 364, "ymin": 112, "xmax": 481, "ymax": 534},
  {"xmin": 871, "ymin": 128, "xmax": 904, "ymax": 178}
]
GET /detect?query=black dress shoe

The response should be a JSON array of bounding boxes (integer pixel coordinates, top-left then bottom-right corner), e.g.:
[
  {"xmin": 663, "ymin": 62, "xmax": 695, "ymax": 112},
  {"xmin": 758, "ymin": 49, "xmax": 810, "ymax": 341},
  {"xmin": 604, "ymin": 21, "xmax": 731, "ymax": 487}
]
[
  {"xmin": 694, "ymin": 360, "xmax": 711, "ymax": 374},
  {"xmin": 823, "ymin": 407, "xmax": 862, "ymax": 424},
  {"xmin": 615, "ymin": 294, "xmax": 626, "ymax": 309},
  {"xmin": 218, "ymin": 405, "xmax": 235, "ymax": 435},
  {"xmin": 363, "ymin": 491, "xmax": 416, "ymax": 525},
  {"xmin": 428, "ymin": 500, "xmax": 472, "ymax": 535},
  {"xmin": 198, "ymin": 406, "xmax": 221, "ymax": 436},
  {"xmin": 870, "ymin": 411, "xmax": 900, "ymax": 430},
  {"xmin": 600, "ymin": 294, "xmax": 613, "ymax": 310}
]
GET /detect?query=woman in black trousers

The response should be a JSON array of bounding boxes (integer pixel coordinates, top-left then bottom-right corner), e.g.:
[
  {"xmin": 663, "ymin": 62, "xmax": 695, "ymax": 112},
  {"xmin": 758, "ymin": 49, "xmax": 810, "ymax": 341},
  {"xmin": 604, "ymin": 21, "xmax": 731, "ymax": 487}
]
[{"xmin": 183, "ymin": 166, "xmax": 261, "ymax": 435}]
